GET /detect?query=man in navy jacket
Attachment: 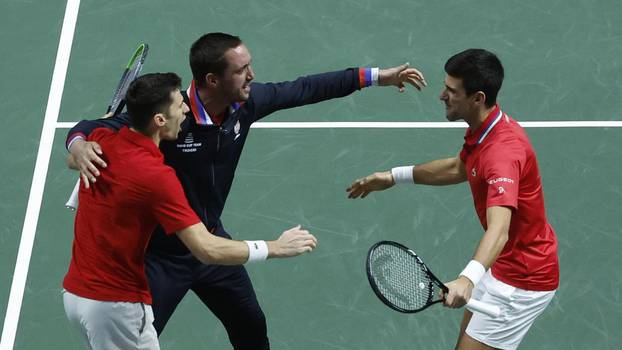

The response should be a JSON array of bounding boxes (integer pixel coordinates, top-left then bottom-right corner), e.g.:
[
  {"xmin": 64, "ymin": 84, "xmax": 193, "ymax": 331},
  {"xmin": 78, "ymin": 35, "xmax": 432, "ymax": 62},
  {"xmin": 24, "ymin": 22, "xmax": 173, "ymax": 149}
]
[{"xmin": 66, "ymin": 32, "xmax": 427, "ymax": 349}]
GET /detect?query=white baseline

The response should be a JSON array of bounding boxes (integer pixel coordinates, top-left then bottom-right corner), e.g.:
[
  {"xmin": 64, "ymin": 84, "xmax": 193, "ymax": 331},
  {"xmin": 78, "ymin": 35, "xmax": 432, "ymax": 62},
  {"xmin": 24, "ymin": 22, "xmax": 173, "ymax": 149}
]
[{"xmin": 0, "ymin": 0, "xmax": 81, "ymax": 349}]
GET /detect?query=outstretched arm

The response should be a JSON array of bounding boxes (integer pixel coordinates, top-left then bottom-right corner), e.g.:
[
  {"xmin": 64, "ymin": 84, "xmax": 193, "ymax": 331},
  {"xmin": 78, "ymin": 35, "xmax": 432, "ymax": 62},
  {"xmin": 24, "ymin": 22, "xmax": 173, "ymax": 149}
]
[
  {"xmin": 176, "ymin": 223, "xmax": 318, "ymax": 265},
  {"xmin": 250, "ymin": 64, "xmax": 426, "ymax": 121},
  {"xmin": 346, "ymin": 156, "xmax": 466, "ymax": 199},
  {"xmin": 413, "ymin": 156, "xmax": 467, "ymax": 185}
]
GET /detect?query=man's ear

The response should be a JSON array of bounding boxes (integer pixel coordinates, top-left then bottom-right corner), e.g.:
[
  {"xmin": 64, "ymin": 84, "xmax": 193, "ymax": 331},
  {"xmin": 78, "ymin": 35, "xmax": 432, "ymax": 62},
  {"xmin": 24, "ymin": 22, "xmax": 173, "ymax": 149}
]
[
  {"xmin": 153, "ymin": 113, "xmax": 166, "ymax": 127},
  {"xmin": 473, "ymin": 91, "xmax": 487, "ymax": 107},
  {"xmin": 205, "ymin": 73, "xmax": 218, "ymax": 88}
]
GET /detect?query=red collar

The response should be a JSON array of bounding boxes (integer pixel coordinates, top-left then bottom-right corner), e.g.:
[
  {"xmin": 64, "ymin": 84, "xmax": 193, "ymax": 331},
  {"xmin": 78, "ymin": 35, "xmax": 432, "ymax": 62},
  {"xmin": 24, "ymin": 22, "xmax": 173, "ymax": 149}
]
[{"xmin": 463, "ymin": 105, "xmax": 503, "ymax": 147}]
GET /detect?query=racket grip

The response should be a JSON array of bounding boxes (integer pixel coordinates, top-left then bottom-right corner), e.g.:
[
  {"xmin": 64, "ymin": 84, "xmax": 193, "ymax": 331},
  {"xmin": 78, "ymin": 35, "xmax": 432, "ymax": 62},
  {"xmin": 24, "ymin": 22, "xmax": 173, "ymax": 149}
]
[
  {"xmin": 466, "ymin": 299, "xmax": 501, "ymax": 318},
  {"xmin": 65, "ymin": 179, "xmax": 80, "ymax": 210}
]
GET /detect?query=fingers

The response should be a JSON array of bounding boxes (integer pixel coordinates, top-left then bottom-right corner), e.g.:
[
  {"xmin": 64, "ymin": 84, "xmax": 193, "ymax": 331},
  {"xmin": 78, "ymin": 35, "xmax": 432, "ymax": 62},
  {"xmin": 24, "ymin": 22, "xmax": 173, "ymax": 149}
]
[
  {"xmin": 80, "ymin": 173, "xmax": 90, "ymax": 189},
  {"xmin": 88, "ymin": 144, "xmax": 107, "ymax": 168},
  {"xmin": 346, "ymin": 178, "xmax": 363, "ymax": 198},
  {"xmin": 301, "ymin": 238, "xmax": 317, "ymax": 250},
  {"xmin": 282, "ymin": 226, "xmax": 318, "ymax": 255},
  {"xmin": 92, "ymin": 142, "xmax": 104, "ymax": 156},
  {"xmin": 348, "ymin": 179, "xmax": 370, "ymax": 198},
  {"xmin": 79, "ymin": 156, "xmax": 101, "ymax": 181},
  {"xmin": 399, "ymin": 67, "xmax": 427, "ymax": 91},
  {"xmin": 346, "ymin": 175, "xmax": 381, "ymax": 199},
  {"xmin": 92, "ymin": 156, "xmax": 107, "ymax": 169},
  {"xmin": 442, "ymin": 289, "xmax": 461, "ymax": 308},
  {"xmin": 442, "ymin": 280, "xmax": 470, "ymax": 308},
  {"xmin": 86, "ymin": 161, "xmax": 101, "ymax": 177},
  {"xmin": 79, "ymin": 165, "xmax": 97, "ymax": 184}
]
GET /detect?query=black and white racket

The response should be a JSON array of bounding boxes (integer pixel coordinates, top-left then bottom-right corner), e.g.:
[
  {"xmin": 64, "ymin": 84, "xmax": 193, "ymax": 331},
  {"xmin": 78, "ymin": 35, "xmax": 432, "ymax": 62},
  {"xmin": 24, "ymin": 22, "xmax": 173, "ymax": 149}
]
[
  {"xmin": 65, "ymin": 43, "xmax": 149, "ymax": 210},
  {"xmin": 366, "ymin": 240, "xmax": 500, "ymax": 317}
]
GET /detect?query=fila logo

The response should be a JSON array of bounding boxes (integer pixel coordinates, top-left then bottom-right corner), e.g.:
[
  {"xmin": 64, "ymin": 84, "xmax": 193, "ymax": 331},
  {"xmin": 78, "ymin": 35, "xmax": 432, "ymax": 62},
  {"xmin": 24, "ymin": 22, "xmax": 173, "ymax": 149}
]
[
  {"xmin": 498, "ymin": 186, "xmax": 505, "ymax": 194},
  {"xmin": 471, "ymin": 168, "xmax": 477, "ymax": 177}
]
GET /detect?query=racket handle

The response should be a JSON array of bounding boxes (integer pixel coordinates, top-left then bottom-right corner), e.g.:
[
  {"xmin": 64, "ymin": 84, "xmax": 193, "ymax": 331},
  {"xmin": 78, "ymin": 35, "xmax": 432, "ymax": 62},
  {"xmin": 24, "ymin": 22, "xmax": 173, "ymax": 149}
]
[
  {"xmin": 466, "ymin": 299, "xmax": 501, "ymax": 318},
  {"xmin": 65, "ymin": 179, "xmax": 80, "ymax": 210}
]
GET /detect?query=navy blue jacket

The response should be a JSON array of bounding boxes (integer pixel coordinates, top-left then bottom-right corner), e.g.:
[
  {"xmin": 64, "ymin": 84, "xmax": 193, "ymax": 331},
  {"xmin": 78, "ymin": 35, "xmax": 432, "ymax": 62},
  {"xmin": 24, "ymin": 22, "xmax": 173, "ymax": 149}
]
[{"xmin": 67, "ymin": 68, "xmax": 367, "ymax": 255}]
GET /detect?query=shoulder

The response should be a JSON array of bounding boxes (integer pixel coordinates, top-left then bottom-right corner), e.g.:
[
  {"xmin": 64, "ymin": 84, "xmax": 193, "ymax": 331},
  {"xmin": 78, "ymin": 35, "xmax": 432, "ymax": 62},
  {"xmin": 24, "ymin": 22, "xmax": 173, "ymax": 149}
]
[
  {"xmin": 481, "ymin": 130, "xmax": 526, "ymax": 165},
  {"xmin": 88, "ymin": 127, "xmax": 116, "ymax": 142}
]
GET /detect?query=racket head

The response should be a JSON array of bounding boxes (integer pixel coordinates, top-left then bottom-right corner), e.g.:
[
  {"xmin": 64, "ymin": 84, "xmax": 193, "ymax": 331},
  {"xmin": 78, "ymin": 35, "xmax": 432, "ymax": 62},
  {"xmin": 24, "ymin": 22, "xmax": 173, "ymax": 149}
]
[
  {"xmin": 366, "ymin": 240, "xmax": 448, "ymax": 313},
  {"xmin": 107, "ymin": 43, "xmax": 149, "ymax": 116}
]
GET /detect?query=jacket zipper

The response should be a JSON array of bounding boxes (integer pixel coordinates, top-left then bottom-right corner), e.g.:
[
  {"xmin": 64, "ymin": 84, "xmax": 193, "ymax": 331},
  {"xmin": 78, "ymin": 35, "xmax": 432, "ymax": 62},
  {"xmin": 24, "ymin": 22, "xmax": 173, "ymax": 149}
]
[{"xmin": 211, "ymin": 126, "xmax": 222, "ymax": 187}]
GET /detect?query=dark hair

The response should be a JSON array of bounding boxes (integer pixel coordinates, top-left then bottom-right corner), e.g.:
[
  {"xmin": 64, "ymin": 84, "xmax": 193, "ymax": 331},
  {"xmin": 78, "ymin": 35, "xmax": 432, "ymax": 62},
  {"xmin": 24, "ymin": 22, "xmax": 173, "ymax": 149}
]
[
  {"xmin": 444, "ymin": 49, "xmax": 504, "ymax": 108},
  {"xmin": 126, "ymin": 72, "xmax": 182, "ymax": 132},
  {"xmin": 189, "ymin": 32, "xmax": 242, "ymax": 87}
]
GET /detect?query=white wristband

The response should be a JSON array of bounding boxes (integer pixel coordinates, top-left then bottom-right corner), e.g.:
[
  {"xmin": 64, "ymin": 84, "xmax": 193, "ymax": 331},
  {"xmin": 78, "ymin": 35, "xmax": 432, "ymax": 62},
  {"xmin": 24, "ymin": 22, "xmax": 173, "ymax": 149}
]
[
  {"xmin": 245, "ymin": 240, "xmax": 268, "ymax": 263},
  {"xmin": 391, "ymin": 165, "xmax": 415, "ymax": 184},
  {"xmin": 459, "ymin": 260, "xmax": 486, "ymax": 286},
  {"xmin": 371, "ymin": 67, "xmax": 379, "ymax": 86}
]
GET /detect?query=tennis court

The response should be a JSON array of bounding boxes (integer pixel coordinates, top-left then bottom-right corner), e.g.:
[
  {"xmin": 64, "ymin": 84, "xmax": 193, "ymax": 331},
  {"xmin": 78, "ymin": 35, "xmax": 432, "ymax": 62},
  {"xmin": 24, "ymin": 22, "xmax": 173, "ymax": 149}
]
[{"xmin": 1, "ymin": 0, "xmax": 621, "ymax": 348}]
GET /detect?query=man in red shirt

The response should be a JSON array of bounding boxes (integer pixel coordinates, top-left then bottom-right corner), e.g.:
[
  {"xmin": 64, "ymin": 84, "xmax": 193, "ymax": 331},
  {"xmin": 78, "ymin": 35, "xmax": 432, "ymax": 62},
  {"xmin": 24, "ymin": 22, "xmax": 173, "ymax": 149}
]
[
  {"xmin": 346, "ymin": 49, "xmax": 558, "ymax": 350},
  {"xmin": 63, "ymin": 73, "xmax": 317, "ymax": 350}
]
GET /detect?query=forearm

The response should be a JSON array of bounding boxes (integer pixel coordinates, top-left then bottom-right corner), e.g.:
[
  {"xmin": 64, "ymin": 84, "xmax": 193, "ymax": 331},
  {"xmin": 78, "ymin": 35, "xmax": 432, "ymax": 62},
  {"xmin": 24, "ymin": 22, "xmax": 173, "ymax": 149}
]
[
  {"xmin": 198, "ymin": 235, "xmax": 251, "ymax": 265},
  {"xmin": 472, "ymin": 206, "xmax": 511, "ymax": 269},
  {"xmin": 178, "ymin": 223, "xmax": 315, "ymax": 265},
  {"xmin": 177, "ymin": 223, "xmax": 250, "ymax": 265},
  {"xmin": 413, "ymin": 157, "xmax": 466, "ymax": 186},
  {"xmin": 472, "ymin": 225, "xmax": 509, "ymax": 269}
]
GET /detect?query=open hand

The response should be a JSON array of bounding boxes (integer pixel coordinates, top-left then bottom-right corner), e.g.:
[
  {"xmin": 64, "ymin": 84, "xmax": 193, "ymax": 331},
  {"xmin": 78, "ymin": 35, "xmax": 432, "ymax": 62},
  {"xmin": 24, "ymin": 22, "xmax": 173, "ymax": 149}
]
[{"xmin": 346, "ymin": 171, "xmax": 394, "ymax": 199}]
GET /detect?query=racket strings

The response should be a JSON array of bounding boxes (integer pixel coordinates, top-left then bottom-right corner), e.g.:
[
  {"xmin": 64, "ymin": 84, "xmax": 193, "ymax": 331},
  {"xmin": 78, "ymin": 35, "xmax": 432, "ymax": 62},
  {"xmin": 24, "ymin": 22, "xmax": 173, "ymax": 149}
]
[
  {"xmin": 111, "ymin": 61, "xmax": 143, "ymax": 112},
  {"xmin": 369, "ymin": 245, "xmax": 437, "ymax": 311},
  {"xmin": 110, "ymin": 45, "xmax": 147, "ymax": 115}
]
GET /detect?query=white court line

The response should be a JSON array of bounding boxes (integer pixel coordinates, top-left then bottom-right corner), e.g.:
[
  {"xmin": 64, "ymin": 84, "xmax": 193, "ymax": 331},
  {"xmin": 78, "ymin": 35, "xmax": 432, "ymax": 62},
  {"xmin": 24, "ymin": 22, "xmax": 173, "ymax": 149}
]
[
  {"xmin": 0, "ymin": 0, "xmax": 80, "ymax": 349},
  {"xmin": 55, "ymin": 120, "xmax": 622, "ymax": 129}
]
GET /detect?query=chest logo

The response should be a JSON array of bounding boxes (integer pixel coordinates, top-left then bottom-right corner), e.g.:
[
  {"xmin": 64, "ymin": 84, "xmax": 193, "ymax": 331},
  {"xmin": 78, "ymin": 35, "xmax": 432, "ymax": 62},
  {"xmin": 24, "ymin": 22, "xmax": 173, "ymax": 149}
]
[
  {"xmin": 498, "ymin": 186, "xmax": 505, "ymax": 194},
  {"xmin": 177, "ymin": 132, "xmax": 203, "ymax": 153},
  {"xmin": 184, "ymin": 132, "xmax": 194, "ymax": 144}
]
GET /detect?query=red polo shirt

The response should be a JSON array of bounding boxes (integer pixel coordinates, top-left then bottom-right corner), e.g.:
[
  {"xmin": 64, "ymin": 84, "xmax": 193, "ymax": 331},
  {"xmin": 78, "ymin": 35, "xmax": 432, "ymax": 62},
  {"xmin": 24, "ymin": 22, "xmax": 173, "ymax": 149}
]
[
  {"xmin": 63, "ymin": 127, "xmax": 200, "ymax": 303},
  {"xmin": 459, "ymin": 105, "xmax": 559, "ymax": 291}
]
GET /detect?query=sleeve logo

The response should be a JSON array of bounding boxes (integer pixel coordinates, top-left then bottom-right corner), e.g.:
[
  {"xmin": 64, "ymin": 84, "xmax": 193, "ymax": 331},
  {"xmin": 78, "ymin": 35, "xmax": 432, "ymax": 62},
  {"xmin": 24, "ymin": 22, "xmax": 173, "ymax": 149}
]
[{"xmin": 487, "ymin": 177, "xmax": 514, "ymax": 185}]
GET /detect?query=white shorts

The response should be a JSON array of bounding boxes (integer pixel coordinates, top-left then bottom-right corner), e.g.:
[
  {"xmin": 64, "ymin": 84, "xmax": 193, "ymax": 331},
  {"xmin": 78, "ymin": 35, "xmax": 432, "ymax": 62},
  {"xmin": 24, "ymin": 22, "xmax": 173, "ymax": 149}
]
[
  {"xmin": 466, "ymin": 270, "xmax": 555, "ymax": 350},
  {"xmin": 63, "ymin": 290, "xmax": 160, "ymax": 350}
]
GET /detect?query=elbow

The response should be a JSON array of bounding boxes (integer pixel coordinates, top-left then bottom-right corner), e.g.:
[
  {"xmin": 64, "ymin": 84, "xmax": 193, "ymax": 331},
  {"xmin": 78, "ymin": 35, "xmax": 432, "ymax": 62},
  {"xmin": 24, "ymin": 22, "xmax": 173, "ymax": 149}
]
[
  {"xmin": 195, "ymin": 247, "xmax": 215, "ymax": 264},
  {"xmin": 195, "ymin": 245, "xmax": 222, "ymax": 265}
]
